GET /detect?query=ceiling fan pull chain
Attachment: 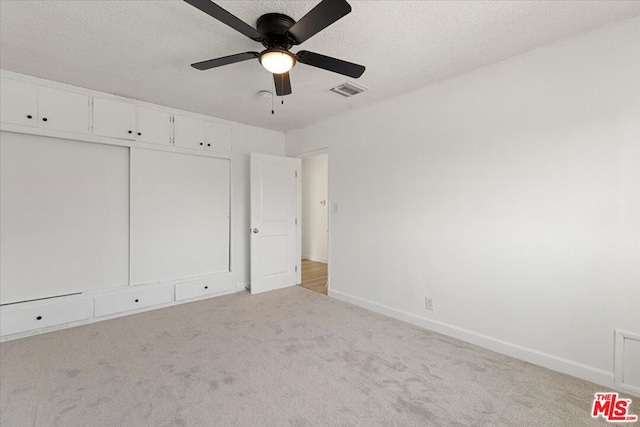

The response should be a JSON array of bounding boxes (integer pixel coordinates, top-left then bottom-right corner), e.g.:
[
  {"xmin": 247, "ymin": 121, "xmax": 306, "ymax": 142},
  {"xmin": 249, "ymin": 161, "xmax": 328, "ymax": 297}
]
[{"xmin": 272, "ymin": 84, "xmax": 275, "ymax": 115}]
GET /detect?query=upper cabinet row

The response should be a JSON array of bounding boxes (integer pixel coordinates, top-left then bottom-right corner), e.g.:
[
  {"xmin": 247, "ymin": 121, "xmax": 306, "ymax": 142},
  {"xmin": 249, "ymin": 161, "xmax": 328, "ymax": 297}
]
[
  {"xmin": 0, "ymin": 78, "xmax": 90, "ymax": 133},
  {"xmin": 0, "ymin": 78, "xmax": 232, "ymax": 154}
]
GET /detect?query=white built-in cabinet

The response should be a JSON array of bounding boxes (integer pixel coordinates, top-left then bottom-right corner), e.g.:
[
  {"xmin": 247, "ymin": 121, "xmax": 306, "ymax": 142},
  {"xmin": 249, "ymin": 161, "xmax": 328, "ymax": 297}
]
[
  {"xmin": 0, "ymin": 296, "xmax": 92, "ymax": 336},
  {"xmin": 38, "ymin": 87, "xmax": 90, "ymax": 134},
  {"xmin": 174, "ymin": 114, "xmax": 203, "ymax": 149},
  {"xmin": 92, "ymin": 97, "xmax": 137, "ymax": 140},
  {"xmin": 0, "ymin": 73, "xmax": 236, "ymax": 340},
  {"xmin": 174, "ymin": 114, "xmax": 232, "ymax": 154},
  {"xmin": 0, "ymin": 78, "xmax": 90, "ymax": 134},
  {"xmin": 92, "ymin": 97, "xmax": 174, "ymax": 145},
  {"xmin": 91, "ymin": 98, "xmax": 232, "ymax": 153},
  {"xmin": 0, "ymin": 79, "xmax": 37, "ymax": 126},
  {"xmin": 136, "ymin": 106, "xmax": 173, "ymax": 145},
  {"xmin": 205, "ymin": 120, "xmax": 232, "ymax": 154},
  {"xmin": 1, "ymin": 77, "xmax": 232, "ymax": 154}
]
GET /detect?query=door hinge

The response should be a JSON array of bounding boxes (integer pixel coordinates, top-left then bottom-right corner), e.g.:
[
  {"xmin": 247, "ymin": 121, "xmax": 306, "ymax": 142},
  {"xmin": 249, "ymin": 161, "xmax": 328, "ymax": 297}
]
[
  {"xmin": 295, "ymin": 218, "xmax": 298, "ymax": 225},
  {"xmin": 295, "ymin": 170, "xmax": 298, "ymax": 178},
  {"xmin": 295, "ymin": 265, "xmax": 298, "ymax": 272}
]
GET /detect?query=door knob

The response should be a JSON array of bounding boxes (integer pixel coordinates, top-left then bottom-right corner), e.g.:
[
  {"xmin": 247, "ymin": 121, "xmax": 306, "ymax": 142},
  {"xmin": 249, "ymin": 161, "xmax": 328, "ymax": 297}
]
[{"xmin": 252, "ymin": 228, "xmax": 259, "ymax": 234}]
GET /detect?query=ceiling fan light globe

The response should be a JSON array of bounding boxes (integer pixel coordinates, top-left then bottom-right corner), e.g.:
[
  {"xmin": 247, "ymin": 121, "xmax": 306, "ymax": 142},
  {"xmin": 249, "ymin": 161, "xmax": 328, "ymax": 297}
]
[{"xmin": 260, "ymin": 50, "xmax": 296, "ymax": 74}]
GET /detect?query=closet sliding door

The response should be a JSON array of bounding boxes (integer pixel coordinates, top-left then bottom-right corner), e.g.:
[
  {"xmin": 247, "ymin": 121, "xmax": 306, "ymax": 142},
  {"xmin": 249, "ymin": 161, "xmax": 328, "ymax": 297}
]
[
  {"xmin": 0, "ymin": 132, "xmax": 130, "ymax": 304},
  {"xmin": 130, "ymin": 149, "xmax": 230, "ymax": 285}
]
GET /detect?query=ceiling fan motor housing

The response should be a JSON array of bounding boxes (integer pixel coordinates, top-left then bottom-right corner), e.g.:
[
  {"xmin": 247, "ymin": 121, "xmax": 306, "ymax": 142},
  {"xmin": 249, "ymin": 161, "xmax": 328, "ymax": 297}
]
[{"xmin": 257, "ymin": 13, "xmax": 296, "ymax": 49}]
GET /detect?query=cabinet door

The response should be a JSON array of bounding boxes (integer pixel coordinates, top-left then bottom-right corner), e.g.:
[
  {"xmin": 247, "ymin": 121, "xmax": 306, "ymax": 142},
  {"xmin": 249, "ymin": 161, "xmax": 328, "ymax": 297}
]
[
  {"xmin": 0, "ymin": 296, "xmax": 92, "ymax": 336},
  {"xmin": 174, "ymin": 114, "xmax": 205, "ymax": 150},
  {"xmin": 0, "ymin": 78, "xmax": 38, "ymax": 126},
  {"xmin": 93, "ymin": 97, "xmax": 136, "ymax": 140},
  {"xmin": 136, "ymin": 106, "xmax": 172, "ymax": 145},
  {"xmin": 37, "ymin": 86, "xmax": 90, "ymax": 134},
  {"xmin": 204, "ymin": 121, "xmax": 232, "ymax": 154}
]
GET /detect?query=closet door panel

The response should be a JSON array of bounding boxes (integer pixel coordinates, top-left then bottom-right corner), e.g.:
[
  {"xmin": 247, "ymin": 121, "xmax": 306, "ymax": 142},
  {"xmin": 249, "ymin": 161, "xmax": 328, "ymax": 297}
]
[
  {"xmin": 0, "ymin": 132, "xmax": 129, "ymax": 304},
  {"xmin": 130, "ymin": 149, "xmax": 230, "ymax": 285}
]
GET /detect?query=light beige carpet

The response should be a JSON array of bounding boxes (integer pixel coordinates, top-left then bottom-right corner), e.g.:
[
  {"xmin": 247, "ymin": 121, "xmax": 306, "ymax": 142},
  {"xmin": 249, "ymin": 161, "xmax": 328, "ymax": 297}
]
[{"xmin": 1, "ymin": 286, "xmax": 637, "ymax": 426}]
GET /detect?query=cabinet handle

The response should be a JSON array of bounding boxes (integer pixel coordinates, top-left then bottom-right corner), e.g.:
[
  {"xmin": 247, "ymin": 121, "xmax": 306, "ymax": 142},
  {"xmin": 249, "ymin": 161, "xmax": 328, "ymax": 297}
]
[
  {"xmin": 204, "ymin": 286, "xmax": 209, "ymax": 290},
  {"xmin": 207, "ymin": 143, "xmax": 211, "ymax": 147},
  {"xmin": 42, "ymin": 117, "xmax": 48, "ymax": 122},
  {"xmin": 137, "ymin": 132, "xmax": 142, "ymax": 136},
  {"xmin": 128, "ymin": 130, "xmax": 133, "ymax": 134},
  {"xmin": 199, "ymin": 142, "xmax": 203, "ymax": 146},
  {"xmin": 134, "ymin": 299, "xmax": 139, "ymax": 303},
  {"xmin": 36, "ymin": 315, "xmax": 42, "ymax": 320},
  {"xmin": 27, "ymin": 115, "xmax": 32, "ymax": 119}
]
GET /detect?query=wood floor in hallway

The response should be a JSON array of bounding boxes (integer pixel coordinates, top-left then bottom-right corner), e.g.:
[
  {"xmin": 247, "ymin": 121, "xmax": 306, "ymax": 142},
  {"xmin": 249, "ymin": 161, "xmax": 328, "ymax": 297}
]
[{"xmin": 300, "ymin": 259, "xmax": 327, "ymax": 295}]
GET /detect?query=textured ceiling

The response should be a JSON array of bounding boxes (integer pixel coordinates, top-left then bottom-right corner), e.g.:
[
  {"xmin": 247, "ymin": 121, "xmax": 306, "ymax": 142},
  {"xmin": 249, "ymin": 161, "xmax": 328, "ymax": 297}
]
[{"xmin": 1, "ymin": 1, "xmax": 639, "ymax": 132}]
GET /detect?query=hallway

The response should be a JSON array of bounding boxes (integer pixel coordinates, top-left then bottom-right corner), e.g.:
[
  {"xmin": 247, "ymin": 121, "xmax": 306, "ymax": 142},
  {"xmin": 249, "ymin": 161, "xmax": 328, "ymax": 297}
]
[{"xmin": 300, "ymin": 259, "xmax": 327, "ymax": 295}]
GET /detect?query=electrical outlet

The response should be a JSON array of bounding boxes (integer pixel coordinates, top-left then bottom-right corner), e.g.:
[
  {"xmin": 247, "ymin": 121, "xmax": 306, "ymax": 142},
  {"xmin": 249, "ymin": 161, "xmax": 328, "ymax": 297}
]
[{"xmin": 425, "ymin": 297, "xmax": 434, "ymax": 311}]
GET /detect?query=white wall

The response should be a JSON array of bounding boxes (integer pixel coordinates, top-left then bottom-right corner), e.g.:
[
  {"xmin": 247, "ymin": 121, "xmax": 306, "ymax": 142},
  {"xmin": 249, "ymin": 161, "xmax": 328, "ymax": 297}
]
[
  {"xmin": 232, "ymin": 124, "xmax": 286, "ymax": 290},
  {"xmin": 302, "ymin": 154, "xmax": 328, "ymax": 263},
  {"xmin": 286, "ymin": 17, "xmax": 640, "ymax": 389}
]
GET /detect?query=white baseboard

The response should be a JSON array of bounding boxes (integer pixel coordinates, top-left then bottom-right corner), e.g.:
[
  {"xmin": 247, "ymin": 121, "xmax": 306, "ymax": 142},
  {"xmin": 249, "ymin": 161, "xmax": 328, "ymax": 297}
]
[
  {"xmin": 302, "ymin": 255, "xmax": 328, "ymax": 264},
  {"xmin": 329, "ymin": 289, "xmax": 624, "ymax": 394}
]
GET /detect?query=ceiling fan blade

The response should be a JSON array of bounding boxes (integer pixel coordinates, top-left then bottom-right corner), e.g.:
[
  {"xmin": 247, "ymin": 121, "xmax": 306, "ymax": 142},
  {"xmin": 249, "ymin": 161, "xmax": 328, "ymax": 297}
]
[
  {"xmin": 286, "ymin": 0, "xmax": 351, "ymax": 45},
  {"xmin": 184, "ymin": 0, "xmax": 262, "ymax": 41},
  {"xmin": 191, "ymin": 52, "xmax": 259, "ymax": 70},
  {"xmin": 274, "ymin": 72, "xmax": 292, "ymax": 96},
  {"xmin": 296, "ymin": 51, "xmax": 365, "ymax": 78}
]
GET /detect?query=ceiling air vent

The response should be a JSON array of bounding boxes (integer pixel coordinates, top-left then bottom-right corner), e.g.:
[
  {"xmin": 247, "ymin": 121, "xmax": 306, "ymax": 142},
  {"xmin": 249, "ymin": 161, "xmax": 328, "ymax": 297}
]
[{"xmin": 330, "ymin": 81, "xmax": 367, "ymax": 98}]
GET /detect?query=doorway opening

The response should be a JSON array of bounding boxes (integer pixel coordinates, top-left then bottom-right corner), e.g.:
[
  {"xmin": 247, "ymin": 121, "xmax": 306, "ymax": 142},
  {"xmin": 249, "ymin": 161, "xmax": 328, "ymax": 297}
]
[{"xmin": 300, "ymin": 152, "xmax": 329, "ymax": 295}]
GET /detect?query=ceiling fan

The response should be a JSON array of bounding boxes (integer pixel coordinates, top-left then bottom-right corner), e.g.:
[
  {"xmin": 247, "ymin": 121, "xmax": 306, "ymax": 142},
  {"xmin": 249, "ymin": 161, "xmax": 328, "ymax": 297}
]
[{"xmin": 184, "ymin": 0, "xmax": 366, "ymax": 96}]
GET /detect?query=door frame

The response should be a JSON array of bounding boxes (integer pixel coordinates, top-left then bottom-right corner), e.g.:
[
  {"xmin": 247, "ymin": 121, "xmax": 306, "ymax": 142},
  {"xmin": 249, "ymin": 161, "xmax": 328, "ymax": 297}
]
[{"xmin": 297, "ymin": 147, "xmax": 331, "ymax": 293}]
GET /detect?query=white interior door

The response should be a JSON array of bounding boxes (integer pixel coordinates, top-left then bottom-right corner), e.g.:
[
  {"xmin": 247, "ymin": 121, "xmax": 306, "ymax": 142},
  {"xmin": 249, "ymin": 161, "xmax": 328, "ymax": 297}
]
[{"xmin": 250, "ymin": 153, "xmax": 301, "ymax": 294}]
